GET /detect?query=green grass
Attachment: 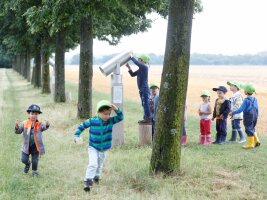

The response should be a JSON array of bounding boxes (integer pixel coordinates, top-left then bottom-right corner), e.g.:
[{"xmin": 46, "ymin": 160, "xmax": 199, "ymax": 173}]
[{"xmin": 0, "ymin": 69, "xmax": 266, "ymax": 200}]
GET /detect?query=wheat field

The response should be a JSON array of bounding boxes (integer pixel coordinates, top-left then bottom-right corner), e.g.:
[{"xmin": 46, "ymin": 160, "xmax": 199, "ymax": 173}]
[{"xmin": 65, "ymin": 65, "xmax": 267, "ymax": 134}]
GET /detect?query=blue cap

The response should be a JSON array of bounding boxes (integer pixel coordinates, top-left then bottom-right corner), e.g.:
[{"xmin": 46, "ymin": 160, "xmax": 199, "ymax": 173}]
[
  {"xmin": 26, "ymin": 104, "xmax": 42, "ymax": 113},
  {"xmin": 212, "ymin": 86, "xmax": 228, "ymax": 93}
]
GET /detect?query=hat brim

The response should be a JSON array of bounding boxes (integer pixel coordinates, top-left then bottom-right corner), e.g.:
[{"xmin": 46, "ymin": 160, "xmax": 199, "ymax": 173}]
[
  {"xmin": 227, "ymin": 81, "xmax": 240, "ymax": 88},
  {"xmin": 98, "ymin": 105, "xmax": 112, "ymax": 111},
  {"xmin": 27, "ymin": 110, "xmax": 42, "ymax": 114}
]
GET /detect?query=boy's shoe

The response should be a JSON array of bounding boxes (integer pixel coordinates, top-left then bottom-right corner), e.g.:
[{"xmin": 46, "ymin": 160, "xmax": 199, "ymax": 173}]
[
  {"xmin": 138, "ymin": 117, "xmax": 152, "ymax": 124},
  {"xmin": 32, "ymin": 170, "xmax": 39, "ymax": 177},
  {"xmin": 84, "ymin": 179, "xmax": 93, "ymax": 192},
  {"xmin": 93, "ymin": 176, "xmax": 100, "ymax": 184},
  {"xmin": 242, "ymin": 136, "xmax": 255, "ymax": 149},
  {"xmin": 228, "ymin": 130, "xmax": 237, "ymax": 142},
  {"xmin": 254, "ymin": 132, "xmax": 261, "ymax": 147},
  {"xmin": 212, "ymin": 134, "xmax": 220, "ymax": 144},
  {"xmin": 219, "ymin": 136, "xmax": 226, "ymax": 145},
  {"xmin": 24, "ymin": 161, "xmax": 31, "ymax": 173},
  {"xmin": 238, "ymin": 138, "xmax": 246, "ymax": 144}
]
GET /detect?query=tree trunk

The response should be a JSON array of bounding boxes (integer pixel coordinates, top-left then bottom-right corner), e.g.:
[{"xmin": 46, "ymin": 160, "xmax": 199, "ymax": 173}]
[
  {"xmin": 54, "ymin": 29, "xmax": 66, "ymax": 102},
  {"xmin": 26, "ymin": 51, "xmax": 31, "ymax": 82},
  {"xmin": 150, "ymin": 0, "xmax": 194, "ymax": 174},
  {"xmin": 33, "ymin": 39, "xmax": 42, "ymax": 87},
  {"xmin": 77, "ymin": 16, "xmax": 93, "ymax": 118},
  {"xmin": 23, "ymin": 54, "xmax": 28, "ymax": 78},
  {"xmin": 41, "ymin": 49, "xmax": 51, "ymax": 94}
]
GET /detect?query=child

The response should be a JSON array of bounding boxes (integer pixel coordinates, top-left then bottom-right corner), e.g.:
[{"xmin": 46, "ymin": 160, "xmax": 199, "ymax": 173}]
[
  {"xmin": 227, "ymin": 81, "xmax": 246, "ymax": 143},
  {"xmin": 149, "ymin": 83, "xmax": 159, "ymax": 140},
  {"xmin": 230, "ymin": 83, "xmax": 260, "ymax": 149},
  {"xmin": 74, "ymin": 100, "xmax": 123, "ymax": 192},
  {"xmin": 181, "ymin": 106, "xmax": 187, "ymax": 145},
  {"xmin": 15, "ymin": 104, "xmax": 50, "ymax": 176},
  {"xmin": 126, "ymin": 54, "xmax": 151, "ymax": 123},
  {"xmin": 198, "ymin": 90, "xmax": 212, "ymax": 145},
  {"xmin": 212, "ymin": 86, "xmax": 231, "ymax": 145}
]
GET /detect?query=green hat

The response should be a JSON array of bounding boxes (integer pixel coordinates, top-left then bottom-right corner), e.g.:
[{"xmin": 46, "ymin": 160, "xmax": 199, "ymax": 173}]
[
  {"xmin": 150, "ymin": 83, "xmax": 159, "ymax": 89},
  {"xmin": 240, "ymin": 83, "xmax": 256, "ymax": 94},
  {"xmin": 227, "ymin": 80, "xmax": 241, "ymax": 89},
  {"xmin": 97, "ymin": 100, "xmax": 112, "ymax": 112},
  {"xmin": 137, "ymin": 54, "xmax": 150, "ymax": 63},
  {"xmin": 200, "ymin": 90, "xmax": 210, "ymax": 97}
]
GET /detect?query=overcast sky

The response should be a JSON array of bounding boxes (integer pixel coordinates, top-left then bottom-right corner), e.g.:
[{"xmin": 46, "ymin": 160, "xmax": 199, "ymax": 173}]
[{"xmin": 66, "ymin": 0, "xmax": 267, "ymax": 58}]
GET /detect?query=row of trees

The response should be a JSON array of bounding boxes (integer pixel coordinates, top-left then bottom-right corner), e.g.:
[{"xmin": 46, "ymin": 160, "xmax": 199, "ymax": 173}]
[{"xmin": 0, "ymin": 0, "xmax": 202, "ymax": 175}]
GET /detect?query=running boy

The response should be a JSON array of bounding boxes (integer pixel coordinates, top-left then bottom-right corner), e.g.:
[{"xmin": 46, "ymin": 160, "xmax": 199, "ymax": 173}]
[
  {"xmin": 74, "ymin": 100, "xmax": 124, "ymax": 192},
  {"xmin": 227, "ymin": 81, "xmax": 246, "ymax": 143},
  {"xmin": 15, "ymin": 104, "xmax": 50, "ymax": 176},
  {"xmin": 230, "ymin": 83, "xmax": 260, "ymax": 149},
  {"xmin": 126, "ymin": 54, "xmax": 151, "ymax": 123},
  {"xmin": 212, "ymin": 86, "xmax": 231, "ymax": 145}
]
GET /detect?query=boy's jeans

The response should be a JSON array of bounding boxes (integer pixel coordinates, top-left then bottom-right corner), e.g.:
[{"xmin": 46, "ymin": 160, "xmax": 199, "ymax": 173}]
[
  {"xmin": 85, "ymin": 146, "xmax": 106, "ymax": 180},
  {"xmin": 139, "ymin": 89, "xmax": 151, "ymax": 118},
  {"xmin": 21, "ymin": 145, "xmax": 39, "ymax": 171}
]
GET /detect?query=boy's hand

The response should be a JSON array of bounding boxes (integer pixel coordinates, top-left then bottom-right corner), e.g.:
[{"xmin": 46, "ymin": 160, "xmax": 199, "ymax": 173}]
[
  {"xmin": 15, "ymin": 120, "xmax": 20, "ymax": 129},
  {"xmin": 111, "ymin": 104, "xmax": 118, "ymax": 111},
  {"xmin": 211, "ymin": 117, "xmax": 215, "ymax": 121},
  {"xmin": 74, "ymin": 137, "xmax": 83, "ymax": 144},
  {"xmin": 45, "ymin": 121, "xmax": 50, "ymax": 127},
  {"xmin": 220, "ymin": 114, "xmax": 224, "ymax": 120}
]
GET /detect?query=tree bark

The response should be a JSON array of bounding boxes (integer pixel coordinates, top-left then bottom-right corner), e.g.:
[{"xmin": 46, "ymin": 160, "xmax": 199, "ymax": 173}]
[
  {"xmin": 41, "ymin": 50, "xmax": 51, "ymax": 94},
  {"xmin": 150, "ymin": 0, "xmax": 194, "ymax": 174},
  {"xmin": 26, "ymin": 51, "xmax": 31, "ymax": 82},
  {"xmin": 33, "ymin": 39, "xmax": 42, "ymax": 87},
  {"xmin": 23, "ymin": 54, "xmax": 28, "ymax": 78},
  {"xmin": 54, "ymin": 29, "xmax": 66, "ymax": 102},
  {"xmin": 77, "ymin": 16, "xmax": 93, "ymax": 118}
]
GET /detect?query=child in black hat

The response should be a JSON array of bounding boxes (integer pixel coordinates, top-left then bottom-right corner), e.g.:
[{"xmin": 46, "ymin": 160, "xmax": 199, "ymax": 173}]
[
  {"xmin": 15, "ymin": 104, "xmax": 50, "ymax": 176},
  {"xmin": 212, "ymin": 86, "xmax": 231, "ymax": 145}
]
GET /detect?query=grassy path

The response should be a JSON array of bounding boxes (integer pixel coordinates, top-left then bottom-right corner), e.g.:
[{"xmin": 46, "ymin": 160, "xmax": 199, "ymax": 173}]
[{"xmin": 0, "ymin": 69, "xmax": 266, "ymax": 200}]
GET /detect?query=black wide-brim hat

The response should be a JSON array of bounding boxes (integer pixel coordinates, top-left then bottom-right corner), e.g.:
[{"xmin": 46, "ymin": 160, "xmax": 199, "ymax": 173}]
[{"xmin": 26, "ymin": 104, "xmax": 42, "ymax": 114}]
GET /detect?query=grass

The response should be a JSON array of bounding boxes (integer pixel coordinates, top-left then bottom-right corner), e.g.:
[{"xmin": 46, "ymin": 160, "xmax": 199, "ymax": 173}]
[{"xmin": 0, "ymin": 69, "xmax": 266, "ymax": 200}]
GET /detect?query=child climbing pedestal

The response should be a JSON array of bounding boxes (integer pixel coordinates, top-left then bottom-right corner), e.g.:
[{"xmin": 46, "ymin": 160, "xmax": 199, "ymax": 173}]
[{"xmin": 138, "ymin": 122, "xmax": 152, "ymax": 145}]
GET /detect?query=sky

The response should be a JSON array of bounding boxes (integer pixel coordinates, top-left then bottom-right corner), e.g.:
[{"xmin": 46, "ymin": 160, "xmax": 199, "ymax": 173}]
[{"xmin": 66, "ymin": 0, "xmax": 267, "ymax": 58}]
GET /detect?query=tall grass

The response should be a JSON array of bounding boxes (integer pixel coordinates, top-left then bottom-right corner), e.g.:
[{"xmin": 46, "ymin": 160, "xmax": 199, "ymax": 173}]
[{"xmin": 0, "ymin": 69, "xmax": 266, "ymax": 200}]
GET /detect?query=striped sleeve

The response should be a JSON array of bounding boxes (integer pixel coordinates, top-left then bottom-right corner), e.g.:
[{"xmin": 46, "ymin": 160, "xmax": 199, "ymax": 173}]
[
  {"xmin": 74, "ymin": 119, "xmax": 91, "ymax": 137},
  {"xmin": 111, "ymin": 109, "xmax": 124, "ymax": 124}
]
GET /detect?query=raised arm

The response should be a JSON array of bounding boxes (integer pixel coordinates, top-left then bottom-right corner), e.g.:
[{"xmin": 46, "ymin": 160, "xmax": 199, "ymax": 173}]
[
  {"xmin": 41, "ymin": 121, "xmax": 50, "ymax": 132},
  {"xmin": 131, "ymin": 57, "xmax": 147, "ymax": 69},
  {"xmin": 15, "ymin": 120, "xmax": 24, "ymax": 134},
  {"xmin": 110, "ymin": 105, "xmax": 124, "ymax": 124}
]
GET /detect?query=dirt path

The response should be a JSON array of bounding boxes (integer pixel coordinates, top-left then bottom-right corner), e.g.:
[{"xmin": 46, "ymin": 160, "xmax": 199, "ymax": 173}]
[{"xmin": 0, "ymin": 69, "xmax": 8, "ymax": 128}]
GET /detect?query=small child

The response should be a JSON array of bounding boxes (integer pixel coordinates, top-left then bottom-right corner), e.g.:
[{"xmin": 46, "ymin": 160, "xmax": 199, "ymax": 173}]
[
  {"xmin": 149, "ymin": 83, "xmax": 159, "ymax": 140},
  {"xmin": 227, "ymin": 81, "xmax": 246, "ymax": 143},
  {"xmin": 212, "ymin": 86, "xmax": 231, "ymax": 145},
  {"xmin": 198, "ymin": 90, "xmax": 212, "ymax": 145},
  {"xmin": 15, "ymin": 104, "xmax": 50, "ymax": 176},
  {"xmin": 74, "ymin": 100, "xmax": 124, "ymax": 192},
  {"xmin": 230, "ymin": 83, "xmax": 260, "ymax": 149},
  {"xmin": 181, "ymin": 106, "xmax": 187, "ymax": 145},
  {"xmin": 126, "ymin": 54, "xmax": 151, "ymax": 123}
]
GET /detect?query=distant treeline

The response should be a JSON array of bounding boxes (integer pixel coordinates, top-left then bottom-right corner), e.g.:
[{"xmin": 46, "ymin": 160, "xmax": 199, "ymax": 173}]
[{"xmin": 68, "ymin": 52, "xmax": 267, "ymax": 65}]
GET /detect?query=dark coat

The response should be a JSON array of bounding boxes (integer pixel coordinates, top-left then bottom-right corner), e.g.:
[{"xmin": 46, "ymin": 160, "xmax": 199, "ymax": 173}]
[{"xmin": 213, "ymin": 98, "xmax": 231, "ymax": 119}]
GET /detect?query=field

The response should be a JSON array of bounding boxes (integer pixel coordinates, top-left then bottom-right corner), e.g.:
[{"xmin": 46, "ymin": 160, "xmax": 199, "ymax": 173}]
[
  {"xmin": 0, "ymin": 67, "xmax": 266, "ymax": 200},
  {"xmin": 66, "ymin": 64, "xmax": 267, "ymax": 134}
]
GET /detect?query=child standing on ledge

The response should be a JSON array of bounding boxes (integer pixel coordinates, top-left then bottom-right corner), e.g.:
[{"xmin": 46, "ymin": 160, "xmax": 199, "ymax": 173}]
[{"xmin": 126, "ymin": 53, "xmax": 151, "ymax": 123}]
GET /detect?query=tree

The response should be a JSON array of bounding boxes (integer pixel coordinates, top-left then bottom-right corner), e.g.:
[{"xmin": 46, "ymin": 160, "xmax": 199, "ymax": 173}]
[{"xmin": 150, "ymin": 0, "xmax": 196, "ymax": 174}]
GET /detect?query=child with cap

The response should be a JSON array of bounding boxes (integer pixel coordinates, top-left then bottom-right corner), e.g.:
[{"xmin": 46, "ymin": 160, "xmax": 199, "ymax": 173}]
[
  {"xmin": 126, "ymin": 53, "xmax": 151, "ymax": 123},
  {"xmin": 212, "ymin": 86, "xmax": 231, "ymax": 145},
  {"xmin": 227, "ymin": 81, "xmax": 246, "ymax": 143},
  {"xmin": 15, "ymin": 104, "xmax": 50, "ymax": 176},
  {"xmin": 230, "ymin": 83, "xmax": 260, "ymax": 149},
  {"xmin": 198, "ymin": 90, "xmax": 212, "ymax": 145},
  {"xmin": 74, "ymin": 100, "xmax": 124, "ymax": 192},
  {"xmin": 149, "ymin": 83, "xmax": 160, "ymax": 140}
]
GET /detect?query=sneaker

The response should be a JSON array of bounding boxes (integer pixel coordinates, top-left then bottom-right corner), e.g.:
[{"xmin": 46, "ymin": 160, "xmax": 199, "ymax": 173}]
[
  {"xmin": 93, "ymin": 176, "xmax": 100, "ymax": 184},
  {"xmin": 24, "ymin": 161, "xmax": 31, "ymax": 173},
  {"xmin": 138, "ymin": 117, "xmax": 152, "ymax": 124},
  {"xmin": 238, "ymin": 138, "xmax": 246, "ymax": 144},
  {"xmin": 84, "ymin": 179, "xmax": 93, "ymax": 192},
  {"xmin": 32, "ymin": 170, "xmax": 39, "ymax": 177}
]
